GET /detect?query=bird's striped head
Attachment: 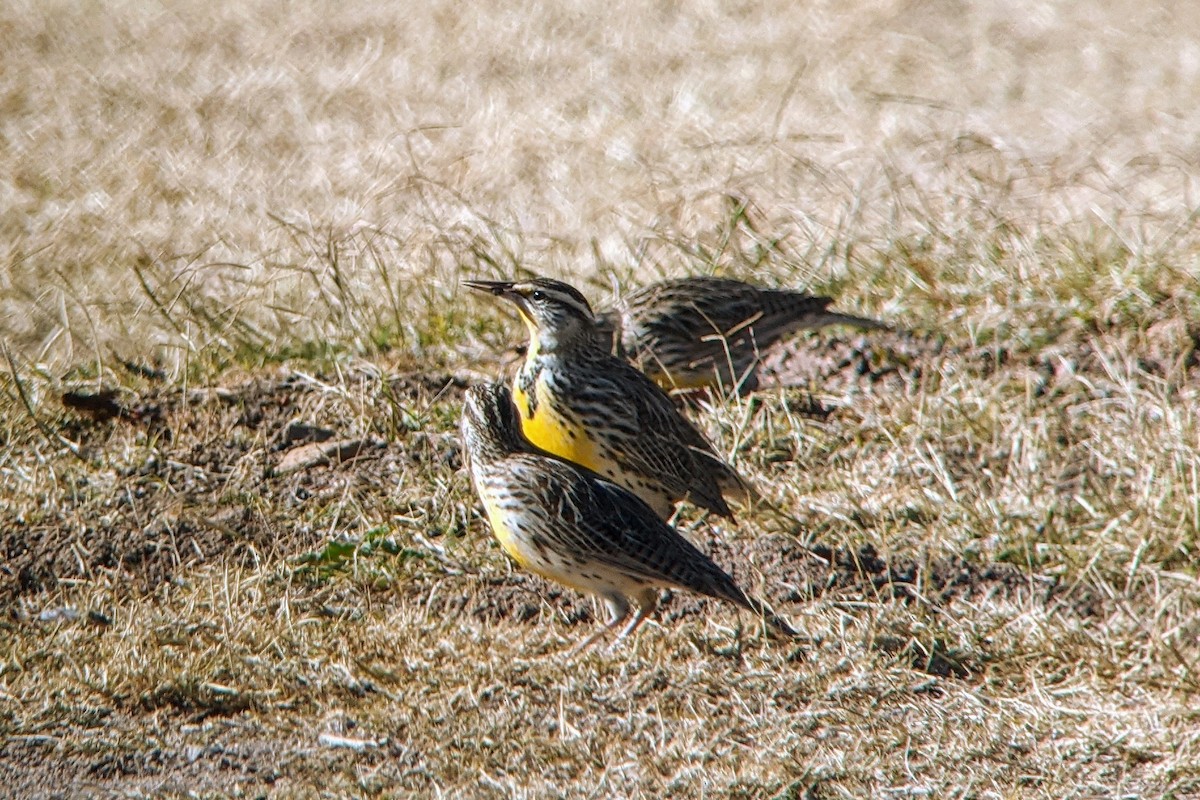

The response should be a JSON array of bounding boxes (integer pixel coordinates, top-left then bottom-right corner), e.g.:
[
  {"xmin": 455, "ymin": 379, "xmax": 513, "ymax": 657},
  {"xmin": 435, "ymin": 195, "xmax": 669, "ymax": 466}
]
[
  {"xmin": 460, "ymin": 381, "xmax": 528, "ymax": 464},
  {"xmin": 464, "ymin": 276, "xmax": 598, "ymax": 354}
]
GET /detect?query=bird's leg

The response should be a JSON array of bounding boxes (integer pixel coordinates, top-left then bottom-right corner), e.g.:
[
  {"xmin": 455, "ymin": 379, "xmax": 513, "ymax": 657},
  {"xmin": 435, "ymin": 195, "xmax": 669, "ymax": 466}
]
[
  {"xmin": 609, "ymin": 588, "xmax": 660, "ymax": 650},
  {"xmin": 568, "ymin": 595, "xmax": 629, "ymax": 658}
]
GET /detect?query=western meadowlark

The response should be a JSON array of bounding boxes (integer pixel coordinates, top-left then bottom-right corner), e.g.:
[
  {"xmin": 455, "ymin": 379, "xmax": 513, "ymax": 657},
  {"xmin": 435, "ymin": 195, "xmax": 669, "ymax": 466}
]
[
  {"xmin": 461, "ymin": 381, "xmax": 795, "ymax": 648},
  {"xmin": 464, "ymin": 276, "xmax": 747, "ymax": 520},
  {"xmin": 595, "ymin": 276, "xmax": 888, "ymax": 393}
]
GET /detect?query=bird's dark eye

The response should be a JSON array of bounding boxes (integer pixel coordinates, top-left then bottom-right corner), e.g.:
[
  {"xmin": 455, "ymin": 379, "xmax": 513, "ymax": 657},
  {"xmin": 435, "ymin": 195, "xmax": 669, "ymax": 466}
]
[{"xmin": 530, "ymin": 290, "xmax": 546, "ymax": 301}]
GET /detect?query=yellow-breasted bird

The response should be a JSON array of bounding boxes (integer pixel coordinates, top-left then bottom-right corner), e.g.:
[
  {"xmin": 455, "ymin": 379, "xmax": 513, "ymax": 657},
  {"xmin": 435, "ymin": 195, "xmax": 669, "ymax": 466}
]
[
  {"xmin": 595, "ymin": 276, "xmax": 888, "ymax": 393},
  {"xmin": 464, "ymin": 276, "xmax": 748, "ymax": 520},
  {"xmin": 460, "ymin": 381, "xmax": 795, "ymax": 648}
]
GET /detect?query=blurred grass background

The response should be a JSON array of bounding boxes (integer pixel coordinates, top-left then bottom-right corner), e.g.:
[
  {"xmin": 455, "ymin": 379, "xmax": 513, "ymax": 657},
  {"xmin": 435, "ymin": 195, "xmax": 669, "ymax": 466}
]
[{"xmin": 4, "ymin": 0, "xmax": 1198, "ymax": 376}]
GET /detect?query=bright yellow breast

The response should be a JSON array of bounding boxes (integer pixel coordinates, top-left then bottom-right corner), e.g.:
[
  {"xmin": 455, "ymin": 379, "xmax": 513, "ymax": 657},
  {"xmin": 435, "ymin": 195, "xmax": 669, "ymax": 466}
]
[{"xmin": 513, "ymin": 374, "xmax": 605, "ymax": 474}]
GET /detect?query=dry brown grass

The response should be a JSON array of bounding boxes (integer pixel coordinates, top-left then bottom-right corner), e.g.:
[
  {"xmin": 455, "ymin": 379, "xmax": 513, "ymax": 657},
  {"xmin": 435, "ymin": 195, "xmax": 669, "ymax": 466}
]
[{"xmin": 3, "ymin": 0, "xmax": 1200, "ymax": 797}]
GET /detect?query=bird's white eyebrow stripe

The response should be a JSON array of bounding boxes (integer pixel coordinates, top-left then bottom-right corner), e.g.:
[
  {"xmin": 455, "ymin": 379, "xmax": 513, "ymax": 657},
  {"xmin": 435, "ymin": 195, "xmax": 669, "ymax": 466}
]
[{"xmin": 519, "ymin": 284, "xmax": 594, "ymax": 319}]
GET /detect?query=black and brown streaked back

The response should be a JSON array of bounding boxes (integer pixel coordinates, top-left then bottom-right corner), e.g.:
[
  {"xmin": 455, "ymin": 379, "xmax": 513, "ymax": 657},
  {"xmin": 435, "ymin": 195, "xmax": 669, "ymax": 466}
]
[{"xmin": 460, "ymin": 380, "xmax": 529, "ymax": 464}]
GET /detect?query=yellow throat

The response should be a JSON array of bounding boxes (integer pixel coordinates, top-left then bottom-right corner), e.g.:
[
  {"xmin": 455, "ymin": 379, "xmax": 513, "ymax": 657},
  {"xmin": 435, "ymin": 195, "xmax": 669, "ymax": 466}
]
[{"xmin": 512, "ymin": 368, "xmax": 604, "ymax": 475}]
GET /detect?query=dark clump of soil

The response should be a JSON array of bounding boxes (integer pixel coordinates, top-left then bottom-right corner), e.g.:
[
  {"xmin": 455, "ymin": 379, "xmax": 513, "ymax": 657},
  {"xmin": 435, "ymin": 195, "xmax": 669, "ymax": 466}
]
[{"xmin": 872, "ymin": 634, "xmax": 974, "ymax": 680}]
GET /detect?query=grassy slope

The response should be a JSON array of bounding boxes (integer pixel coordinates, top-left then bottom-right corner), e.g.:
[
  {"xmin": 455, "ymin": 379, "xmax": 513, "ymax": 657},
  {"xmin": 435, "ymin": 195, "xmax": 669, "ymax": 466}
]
[{"xmin": 2, "ymin": 0, "xmax": 1200, "ymax": 796}]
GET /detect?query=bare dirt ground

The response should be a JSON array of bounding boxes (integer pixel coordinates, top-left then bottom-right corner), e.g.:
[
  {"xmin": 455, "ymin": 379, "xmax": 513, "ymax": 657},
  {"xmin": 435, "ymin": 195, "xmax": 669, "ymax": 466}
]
[{"xmin": 0, "ymin": 328, "xmax": 1020, "ymax": 604}]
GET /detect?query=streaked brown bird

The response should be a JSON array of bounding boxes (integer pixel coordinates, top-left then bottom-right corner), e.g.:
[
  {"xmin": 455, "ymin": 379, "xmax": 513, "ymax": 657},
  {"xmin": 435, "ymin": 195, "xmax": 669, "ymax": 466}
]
[
  {"xmin": 460, "ymin": 381, "xmax": 795, "ymax": 649},
  {"xmin": 464, "ymin": 276, "xmax": 748, "ymax": 520},
  {"xmin": 596, "ymin": 276, "xmax": 888, "ymax": 393}
]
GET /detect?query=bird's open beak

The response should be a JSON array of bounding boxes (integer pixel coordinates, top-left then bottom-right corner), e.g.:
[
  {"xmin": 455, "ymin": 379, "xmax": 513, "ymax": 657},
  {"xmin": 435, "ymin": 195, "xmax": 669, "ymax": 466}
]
[{"xmin": 464, "ymin": 280, "xmax": 535, "ymax": 328}]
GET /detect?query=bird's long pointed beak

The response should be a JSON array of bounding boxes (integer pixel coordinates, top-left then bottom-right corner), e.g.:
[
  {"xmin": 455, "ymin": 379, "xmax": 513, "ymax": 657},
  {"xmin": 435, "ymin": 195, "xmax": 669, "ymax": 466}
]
[
  {"xmin": 464, "ymin": 279, "xmax": 535, "ymax": 330},
  {"xmin": 463, "ymin": 279, "xmax": 515, "ymax": 297}
]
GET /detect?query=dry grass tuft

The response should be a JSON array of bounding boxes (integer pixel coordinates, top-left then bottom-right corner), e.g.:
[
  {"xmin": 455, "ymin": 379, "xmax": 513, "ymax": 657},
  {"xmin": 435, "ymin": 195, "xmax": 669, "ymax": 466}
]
[{"xmin": 3, "ymin": 0, "xmax": 1200, "ymax": 796}]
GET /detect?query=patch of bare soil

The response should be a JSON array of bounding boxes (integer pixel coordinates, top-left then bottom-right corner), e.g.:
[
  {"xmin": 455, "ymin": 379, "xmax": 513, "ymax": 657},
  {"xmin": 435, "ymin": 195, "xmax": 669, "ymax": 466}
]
[
  {"xmin": 758, "ymin": 328, "xmax": 944, "ymax": 397},
  {"xmin": 6, "ymin": 335, "xmax": 1123, "ymax": 636},
  {"xmin": 1, "ymin": 372, "xmax": 465, "ymax": 612},
  {"xmin": 761, "ymin": 316, "xmax": 1200, "ymax": 402},
  {"xmin": 11, "ymin": 320, "xmax": 1167, "ymax": 624}
]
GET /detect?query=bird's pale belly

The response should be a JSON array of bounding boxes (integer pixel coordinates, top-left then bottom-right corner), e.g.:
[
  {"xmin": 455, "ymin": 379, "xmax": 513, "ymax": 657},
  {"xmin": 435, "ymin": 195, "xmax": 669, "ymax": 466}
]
[{"xmin": 478, "ymin": 488, "xmax": 625, "ymax": 594}]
